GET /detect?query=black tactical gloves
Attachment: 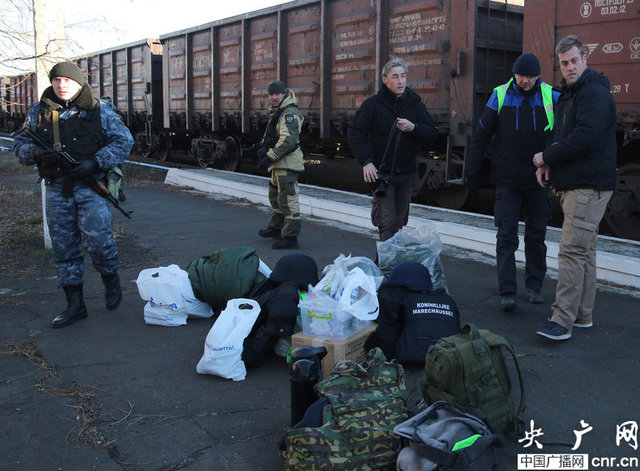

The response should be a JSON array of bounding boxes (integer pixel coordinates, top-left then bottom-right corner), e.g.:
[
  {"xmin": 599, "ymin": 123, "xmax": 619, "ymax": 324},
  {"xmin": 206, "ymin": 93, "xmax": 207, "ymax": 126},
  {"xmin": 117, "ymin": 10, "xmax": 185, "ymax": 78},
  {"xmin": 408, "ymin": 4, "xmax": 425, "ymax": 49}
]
[
  {"xmin": 67, "ymin": 158, "xmax": 99, "ymax": 178},
  {"xmin": 257, "ymin": 147, "xmax": 271, "ymax": 169},
  {"xmin": 33, "ymin": 148, "xmax": 59, "ymax": 164},
  {"xmin": 259, "ymin": 157, "xmax": 271, "ymax": 169}
]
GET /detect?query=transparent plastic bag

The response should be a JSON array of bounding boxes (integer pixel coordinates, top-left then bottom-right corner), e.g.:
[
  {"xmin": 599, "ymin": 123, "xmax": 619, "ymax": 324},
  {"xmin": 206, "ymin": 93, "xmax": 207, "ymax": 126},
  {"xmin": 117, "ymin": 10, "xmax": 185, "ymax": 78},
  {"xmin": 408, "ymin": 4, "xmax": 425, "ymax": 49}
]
[
  {"xmin": 298, "ymin": 284, "xmax": 371, "ymax": 339},
  {"xmin": 376, "ymin": 225, "xmax": 447, "ymax": 292}
]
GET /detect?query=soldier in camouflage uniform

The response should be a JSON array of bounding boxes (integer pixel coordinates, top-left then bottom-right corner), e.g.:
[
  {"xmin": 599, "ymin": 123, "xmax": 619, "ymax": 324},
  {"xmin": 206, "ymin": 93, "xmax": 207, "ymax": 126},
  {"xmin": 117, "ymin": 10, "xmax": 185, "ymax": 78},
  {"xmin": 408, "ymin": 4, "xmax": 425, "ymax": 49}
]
[
  {"xmin": 256, "ymin": 80, "xmax": 304, "ymax": 250},
  {"xmin": 13, "ymin": 61, "xmax": 134, "ymax": 329}
]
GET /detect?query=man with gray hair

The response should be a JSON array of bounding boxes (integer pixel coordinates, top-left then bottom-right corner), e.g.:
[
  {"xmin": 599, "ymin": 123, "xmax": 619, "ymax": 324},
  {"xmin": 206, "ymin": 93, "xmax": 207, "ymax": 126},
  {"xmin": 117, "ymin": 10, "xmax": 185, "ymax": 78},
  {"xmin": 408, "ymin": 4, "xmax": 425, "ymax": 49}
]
[
  {"xmin": 532, "ymin": 35, "xmax": 617, "ymax": 341},
  {"xmin": 348, "ymin": 57, "xmax": 438, "ymax": 241}
]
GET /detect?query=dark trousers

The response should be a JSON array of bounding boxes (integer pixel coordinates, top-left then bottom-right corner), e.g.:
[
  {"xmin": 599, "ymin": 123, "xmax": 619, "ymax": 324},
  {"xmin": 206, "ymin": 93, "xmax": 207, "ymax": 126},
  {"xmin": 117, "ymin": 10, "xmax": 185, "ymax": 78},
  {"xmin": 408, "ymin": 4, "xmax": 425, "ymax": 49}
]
[
  {"xmin": 371, "ymin": 173, "xmax": 415, "ymax": 241},
  {"xmin": 494, "ymin": 185, "xmax": 551, "ymax": 296}
]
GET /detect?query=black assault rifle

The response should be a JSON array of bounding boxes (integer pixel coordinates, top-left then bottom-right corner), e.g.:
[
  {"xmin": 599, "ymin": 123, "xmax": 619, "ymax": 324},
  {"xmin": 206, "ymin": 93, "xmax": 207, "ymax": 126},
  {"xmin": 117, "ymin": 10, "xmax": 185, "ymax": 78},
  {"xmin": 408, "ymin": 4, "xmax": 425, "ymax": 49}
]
[{"xmin": 11, "ymin": 126, "xmax": 132, "ymax": 219}]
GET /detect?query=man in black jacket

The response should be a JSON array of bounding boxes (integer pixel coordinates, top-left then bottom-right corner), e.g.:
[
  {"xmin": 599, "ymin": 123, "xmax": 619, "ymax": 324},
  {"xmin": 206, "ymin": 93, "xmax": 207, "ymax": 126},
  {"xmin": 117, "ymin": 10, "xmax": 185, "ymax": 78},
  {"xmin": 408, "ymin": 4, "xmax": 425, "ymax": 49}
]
[
  {"xmin": 465, "ymin": 53, "xmax": 559, "ymax": 312},
  {"xmin": 348, "ymin": 57, "xmax": 438, "ymax": 241},
  {"xmin": 533, "ymin": 35, "xmax": 617, "ymax": 341}
]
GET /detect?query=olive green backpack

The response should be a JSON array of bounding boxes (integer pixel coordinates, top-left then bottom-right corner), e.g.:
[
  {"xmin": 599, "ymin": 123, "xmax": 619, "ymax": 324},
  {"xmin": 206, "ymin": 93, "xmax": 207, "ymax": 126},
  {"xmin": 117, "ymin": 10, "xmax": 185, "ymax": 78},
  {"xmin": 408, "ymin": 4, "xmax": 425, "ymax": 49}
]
[{"xmin": 421, "ymin": 324, "xmax": 525, "ymax": 436}]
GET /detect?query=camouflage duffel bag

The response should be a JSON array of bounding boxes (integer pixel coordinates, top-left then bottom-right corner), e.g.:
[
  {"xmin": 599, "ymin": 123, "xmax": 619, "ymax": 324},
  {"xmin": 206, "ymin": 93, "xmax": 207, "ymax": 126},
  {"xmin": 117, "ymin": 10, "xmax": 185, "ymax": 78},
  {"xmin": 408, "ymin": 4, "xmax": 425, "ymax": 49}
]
[{"xmin": 280, "ymin": 347, "xmax": 408, "ymax": 470}]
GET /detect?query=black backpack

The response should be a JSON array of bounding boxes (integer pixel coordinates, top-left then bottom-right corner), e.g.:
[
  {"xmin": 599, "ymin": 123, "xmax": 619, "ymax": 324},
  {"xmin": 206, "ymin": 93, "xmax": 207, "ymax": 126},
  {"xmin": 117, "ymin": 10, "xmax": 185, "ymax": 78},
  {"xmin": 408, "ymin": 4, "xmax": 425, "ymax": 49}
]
[
  {"xmin": 421, "ymin": 324, "xmax": 525, "ymax": 436},
  {"xmin": 394, "ymin": 401, "xmax": 503, "ymax": 470}
]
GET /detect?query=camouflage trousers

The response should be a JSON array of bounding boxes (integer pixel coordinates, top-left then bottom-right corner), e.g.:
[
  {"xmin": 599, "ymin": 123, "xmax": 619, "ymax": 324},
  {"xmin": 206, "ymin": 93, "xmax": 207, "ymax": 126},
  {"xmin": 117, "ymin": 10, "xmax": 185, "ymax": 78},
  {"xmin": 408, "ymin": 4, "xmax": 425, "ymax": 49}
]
[
  {"xmin": 267, "ymin": 169, "xmax": 301, "ymax": 238},
  {"xmin": 45, "ymin": 180, "xmax": 118, "ymax": 286}
]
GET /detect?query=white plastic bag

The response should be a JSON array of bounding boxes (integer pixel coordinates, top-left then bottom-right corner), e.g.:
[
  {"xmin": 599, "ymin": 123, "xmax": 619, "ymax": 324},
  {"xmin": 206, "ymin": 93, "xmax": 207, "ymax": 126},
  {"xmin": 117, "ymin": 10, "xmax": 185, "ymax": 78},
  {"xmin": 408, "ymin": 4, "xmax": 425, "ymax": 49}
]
[
  {"xmin": 338, "ymin": 266, "xmax": 379, "ymax": 320},
  {"xmin": 136, "ymin": 264, "xmax": 214, "ymax": 326},
  {"xmin": 196, "ymin": 298, "xmax": 261, "ymax": 381}
]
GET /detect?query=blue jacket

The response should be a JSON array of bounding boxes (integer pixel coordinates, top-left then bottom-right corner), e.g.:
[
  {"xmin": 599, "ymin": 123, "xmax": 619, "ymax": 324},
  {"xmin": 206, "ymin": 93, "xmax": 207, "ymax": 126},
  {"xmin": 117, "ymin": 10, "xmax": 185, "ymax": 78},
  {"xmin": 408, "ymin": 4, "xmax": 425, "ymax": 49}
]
[
  {"xmin": 13, "ymin": 84, "xmax": 133, "ymax": 177},
  {"xmin": 466, "ymin": 78, "xmax": 559, "ymax": 189}
]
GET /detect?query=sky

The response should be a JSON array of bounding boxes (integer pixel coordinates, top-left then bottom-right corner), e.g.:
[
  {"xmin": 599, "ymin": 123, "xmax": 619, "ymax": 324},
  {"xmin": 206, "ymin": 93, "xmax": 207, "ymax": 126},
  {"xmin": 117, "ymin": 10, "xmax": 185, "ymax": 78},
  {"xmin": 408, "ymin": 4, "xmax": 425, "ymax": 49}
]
[
  {"xmin": 0, "ymin": 0, "xmax": 292, "ymax": 75},
  {"xmin": 67, "ymin": 0, "xmax": 293, "ymax": 53}
]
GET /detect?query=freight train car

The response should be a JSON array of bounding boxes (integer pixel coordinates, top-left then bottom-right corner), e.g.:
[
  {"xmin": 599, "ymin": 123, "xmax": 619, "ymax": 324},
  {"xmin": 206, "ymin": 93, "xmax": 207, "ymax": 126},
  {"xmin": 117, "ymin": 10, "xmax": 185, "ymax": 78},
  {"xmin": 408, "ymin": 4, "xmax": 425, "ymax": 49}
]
[
  {"xmin": 523, "ymin": 0, "xmax": 640, "ymax": 240},
  {"xmin": 0, "ymin": 72, "xmax": 38, "ymax": 133},
  {"xmin": 75, "ymin": 38, "xmax": 164, "ymax": 157},
  {"xmin": 158, "ymin": 0, "xmax": 524, "ymax": 208}
]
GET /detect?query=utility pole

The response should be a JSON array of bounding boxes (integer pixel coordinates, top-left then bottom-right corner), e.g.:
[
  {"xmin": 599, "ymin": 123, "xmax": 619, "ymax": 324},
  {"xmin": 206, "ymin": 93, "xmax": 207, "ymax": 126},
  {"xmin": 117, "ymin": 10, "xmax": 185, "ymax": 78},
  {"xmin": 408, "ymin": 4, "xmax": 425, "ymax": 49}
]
[{"xmin": 32, "ymin": 0, "xmax": 66, "ymax": 249}]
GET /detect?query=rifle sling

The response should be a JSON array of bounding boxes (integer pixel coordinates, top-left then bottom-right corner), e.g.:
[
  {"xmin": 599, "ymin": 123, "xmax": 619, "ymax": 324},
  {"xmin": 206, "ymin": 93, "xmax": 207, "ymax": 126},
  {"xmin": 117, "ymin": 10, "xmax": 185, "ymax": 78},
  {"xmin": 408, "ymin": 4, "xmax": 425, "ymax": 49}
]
[{"xmin": 52, "ymin": 110, "xmax": 62, "ymax": 152}]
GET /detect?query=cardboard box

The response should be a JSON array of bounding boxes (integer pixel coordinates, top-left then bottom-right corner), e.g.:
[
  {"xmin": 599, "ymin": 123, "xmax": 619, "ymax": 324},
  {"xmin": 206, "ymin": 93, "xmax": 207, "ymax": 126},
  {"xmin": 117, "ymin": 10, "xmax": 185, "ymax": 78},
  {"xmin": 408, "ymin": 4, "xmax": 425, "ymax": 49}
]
[{"xmin": 291, "ymin": 322, "xmax": 377, "ymax": 379}]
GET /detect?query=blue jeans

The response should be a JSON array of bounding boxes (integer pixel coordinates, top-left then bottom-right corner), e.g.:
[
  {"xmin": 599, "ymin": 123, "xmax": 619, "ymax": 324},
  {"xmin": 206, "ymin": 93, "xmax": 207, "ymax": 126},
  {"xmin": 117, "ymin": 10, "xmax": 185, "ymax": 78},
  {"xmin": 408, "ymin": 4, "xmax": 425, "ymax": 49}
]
[{"xmin": 494, "ymin": 185, "xmax": 551, "ymax": 296}]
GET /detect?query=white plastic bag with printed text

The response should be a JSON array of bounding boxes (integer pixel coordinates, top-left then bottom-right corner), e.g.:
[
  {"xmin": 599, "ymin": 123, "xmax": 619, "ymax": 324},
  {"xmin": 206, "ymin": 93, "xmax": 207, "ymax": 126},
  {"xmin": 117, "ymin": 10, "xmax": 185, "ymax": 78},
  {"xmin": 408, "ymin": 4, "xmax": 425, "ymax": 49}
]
[
  {"xmin": 337, "ymin": 266, "xmax": 379, "ymax": 320},
  {"xmin": 136, "ymin": 264, "xmax": 214, "ymax": 326},
  {"xmin": 196, "ymin": 298, "xmax": 261, "ymax": 381}
]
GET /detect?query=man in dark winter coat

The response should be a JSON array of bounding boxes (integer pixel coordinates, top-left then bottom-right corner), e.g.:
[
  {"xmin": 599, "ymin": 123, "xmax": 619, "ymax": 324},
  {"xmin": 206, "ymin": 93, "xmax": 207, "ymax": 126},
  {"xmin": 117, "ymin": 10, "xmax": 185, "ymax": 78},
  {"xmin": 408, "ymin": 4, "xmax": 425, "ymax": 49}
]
[
  {"xmin": 348, "ymin": 57, "xmax": 438, "ymax": 241},
  {"xmin": 13, "ymin": 61, "xmax": 134, "ymax": 329},
  {"xmin": 364, "ymin": 262, "xmax": 460, "ymax": 363},
  {"xmin": 533, "ymin": 35, "xmax": 617, "ymax": 341},
  {"xmin": 465, "ymin": 53, "xmax": 559, "ymax": 312}
]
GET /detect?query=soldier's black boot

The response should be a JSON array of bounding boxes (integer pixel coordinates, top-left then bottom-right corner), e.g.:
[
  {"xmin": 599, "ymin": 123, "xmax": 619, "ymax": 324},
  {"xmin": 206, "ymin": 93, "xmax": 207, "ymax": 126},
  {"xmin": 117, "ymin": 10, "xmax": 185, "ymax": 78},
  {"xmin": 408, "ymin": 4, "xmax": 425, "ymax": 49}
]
[
  {"xmin": 258, "ymin": 227, "xmax": 282, "ymax": 239},
  {"xmin": 272, "ymin": 236, "xmax": 299, "ymax": 250},
  {"xmin": 102, "ymin": 273, "xmax": 122, "ymax": 310},
  {"xmin": 51, "ymin": 284, "xmax": 88, "ymax": 329}
]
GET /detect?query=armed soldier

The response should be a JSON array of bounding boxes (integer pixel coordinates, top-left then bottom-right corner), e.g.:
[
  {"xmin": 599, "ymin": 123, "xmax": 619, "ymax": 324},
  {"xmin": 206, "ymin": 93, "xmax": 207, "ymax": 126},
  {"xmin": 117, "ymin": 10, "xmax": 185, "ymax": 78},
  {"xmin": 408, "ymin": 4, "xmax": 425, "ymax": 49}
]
[
  {"xmin": 256, "ymin": 80, "xmax": 305, "ymax": 250},
  {"xmin": 13, "ymin": 61, "xmax": 134, "ymax": 329}
]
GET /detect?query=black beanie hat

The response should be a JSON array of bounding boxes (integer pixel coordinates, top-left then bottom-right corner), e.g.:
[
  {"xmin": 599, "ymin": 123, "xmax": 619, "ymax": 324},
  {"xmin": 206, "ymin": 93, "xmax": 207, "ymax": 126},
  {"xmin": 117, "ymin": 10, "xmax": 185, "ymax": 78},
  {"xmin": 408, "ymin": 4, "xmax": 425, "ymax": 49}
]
[
  {"xmin": 267, "ymin": 80, "xmax": 286, "ymax": 94},
  {"xmin": 512, "ymin": 53, "xmax": 541, "ymax": 76},
  {"xmin": 49, "ymin": 61, "xmax": 85, "ymax": 85}
]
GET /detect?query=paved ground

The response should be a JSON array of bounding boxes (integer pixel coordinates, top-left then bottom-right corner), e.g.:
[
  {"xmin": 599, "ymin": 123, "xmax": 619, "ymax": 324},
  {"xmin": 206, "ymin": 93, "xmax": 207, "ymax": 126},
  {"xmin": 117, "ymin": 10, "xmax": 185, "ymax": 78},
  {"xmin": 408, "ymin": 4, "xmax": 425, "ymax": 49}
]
[{"xmin": 1, "ymin": 168, "xmax": 639, "ymax": 471}]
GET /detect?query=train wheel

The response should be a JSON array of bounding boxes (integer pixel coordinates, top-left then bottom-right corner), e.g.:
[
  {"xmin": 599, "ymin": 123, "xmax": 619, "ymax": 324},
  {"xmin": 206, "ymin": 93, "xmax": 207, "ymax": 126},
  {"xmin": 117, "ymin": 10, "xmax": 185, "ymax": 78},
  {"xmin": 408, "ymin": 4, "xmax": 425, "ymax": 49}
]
[
  {"xmin": 435, "ymin": 151, "xmax": 468, "ymax": 210},
  {"xmin": 436, "ymin": 186, "xmax": 469, "ymax": 210},
  {"xmin": 197, "ymin": 154, "xmax": 209, "ymax": 169},
  {"xmin": 603, "ymin": 164, "xmax": 640, "ymax": 241},
  {"xmin": 155, "ymin": 132, "xmax": 171, "ymax": 161},
  {"xmin": 221, "ymin": 136, "xmax": 241, "ymax": 172}
]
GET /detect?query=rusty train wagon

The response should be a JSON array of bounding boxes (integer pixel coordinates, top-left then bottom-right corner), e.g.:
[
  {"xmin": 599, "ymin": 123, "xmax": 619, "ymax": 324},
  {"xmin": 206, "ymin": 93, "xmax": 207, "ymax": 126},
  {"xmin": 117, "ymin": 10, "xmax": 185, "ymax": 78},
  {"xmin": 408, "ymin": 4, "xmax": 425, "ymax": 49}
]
[
  {"xmin": 524, "ymin": 0, "xmax": 640, "ymax": 240},
  {"xmin": 75, "ymin": 38, "xmax": 164, "ymax": 157},
  {"xmin": 0, "ymin": 73, "xmax": 38, "ymax": 133},
  {"xmin": 158, "ymin": 0, "xmax": 524, "ymax": 208}
]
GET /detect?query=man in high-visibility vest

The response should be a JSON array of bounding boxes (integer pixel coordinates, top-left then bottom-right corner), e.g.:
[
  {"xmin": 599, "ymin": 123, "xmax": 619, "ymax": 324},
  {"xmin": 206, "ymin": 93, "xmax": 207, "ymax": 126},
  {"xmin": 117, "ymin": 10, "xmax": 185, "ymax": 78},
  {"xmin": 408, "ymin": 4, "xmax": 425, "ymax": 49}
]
[{"xmin": 464, "ymin": 53, "xmax": 559, "ymax": 312}]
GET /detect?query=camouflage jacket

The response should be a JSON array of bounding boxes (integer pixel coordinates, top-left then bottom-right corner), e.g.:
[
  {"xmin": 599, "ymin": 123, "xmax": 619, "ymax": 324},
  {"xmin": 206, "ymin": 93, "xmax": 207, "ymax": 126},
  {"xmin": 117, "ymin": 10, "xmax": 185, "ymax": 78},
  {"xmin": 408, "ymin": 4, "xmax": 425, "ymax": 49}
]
[
  {"xmin": 262, "ymin": 89, "xmax": 304, "ymax": 172},
  {"xmin": 281, "ymin": 348, "xmax": 408, "ymax": 470}
]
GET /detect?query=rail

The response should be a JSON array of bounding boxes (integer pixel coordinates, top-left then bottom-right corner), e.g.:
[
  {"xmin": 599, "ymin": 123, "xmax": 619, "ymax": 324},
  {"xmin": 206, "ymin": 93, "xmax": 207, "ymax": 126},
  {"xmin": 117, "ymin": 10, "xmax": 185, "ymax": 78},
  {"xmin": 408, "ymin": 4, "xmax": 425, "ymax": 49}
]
[{"xmin": 0, "ymin": 136, "xmax": 13, "ymax": 151}]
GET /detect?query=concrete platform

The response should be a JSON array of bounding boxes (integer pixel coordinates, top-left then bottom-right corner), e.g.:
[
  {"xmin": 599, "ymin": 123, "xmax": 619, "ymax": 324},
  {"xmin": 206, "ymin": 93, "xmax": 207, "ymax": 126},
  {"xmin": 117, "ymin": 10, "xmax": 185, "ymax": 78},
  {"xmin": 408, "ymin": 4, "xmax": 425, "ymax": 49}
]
[
  {"xmin": 165, "ymin": 167, "xmax": 640, "ymax": 290},
  {"xmin": 2, "ymin": 168, "xmax": 639, "ymax": 471}
]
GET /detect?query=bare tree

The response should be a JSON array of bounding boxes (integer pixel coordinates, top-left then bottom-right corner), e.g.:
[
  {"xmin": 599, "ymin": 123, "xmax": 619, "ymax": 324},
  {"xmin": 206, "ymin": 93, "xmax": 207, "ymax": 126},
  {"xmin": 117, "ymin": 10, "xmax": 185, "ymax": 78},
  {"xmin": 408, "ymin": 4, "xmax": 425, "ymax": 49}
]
[
  {"xmin": 0, "ymin": 0, "xmax": 110, "ymax": 77},
  {"xmin": 0, "ymin": 0, "xmax": 38, "ymax": 75}
]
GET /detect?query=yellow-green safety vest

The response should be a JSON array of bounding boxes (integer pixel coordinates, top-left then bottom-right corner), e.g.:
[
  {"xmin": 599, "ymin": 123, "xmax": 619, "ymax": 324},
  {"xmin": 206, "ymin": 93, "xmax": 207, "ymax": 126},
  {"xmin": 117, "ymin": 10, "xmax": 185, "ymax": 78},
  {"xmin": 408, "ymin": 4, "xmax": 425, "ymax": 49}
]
[{"xmin": 494, "ymin": 77, "xmax": 554, "ymax": 131}]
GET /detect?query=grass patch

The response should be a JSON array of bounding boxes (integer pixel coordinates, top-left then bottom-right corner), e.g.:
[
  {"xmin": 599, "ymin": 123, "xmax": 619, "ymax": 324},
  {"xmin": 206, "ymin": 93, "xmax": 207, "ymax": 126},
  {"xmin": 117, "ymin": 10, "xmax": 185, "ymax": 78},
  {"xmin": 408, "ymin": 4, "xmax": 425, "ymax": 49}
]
[{"xmin": 0, "ymin": 148, "xmax": 34, "ymax": 174}]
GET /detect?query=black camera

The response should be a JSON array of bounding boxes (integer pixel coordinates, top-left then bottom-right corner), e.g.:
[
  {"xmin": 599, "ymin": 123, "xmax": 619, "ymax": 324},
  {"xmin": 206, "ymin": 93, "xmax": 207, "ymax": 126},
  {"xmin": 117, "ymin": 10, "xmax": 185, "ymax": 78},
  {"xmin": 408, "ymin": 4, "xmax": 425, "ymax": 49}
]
[{"xmin": 372, "ymin": 173, "xmax": 391, "ymax": 197}]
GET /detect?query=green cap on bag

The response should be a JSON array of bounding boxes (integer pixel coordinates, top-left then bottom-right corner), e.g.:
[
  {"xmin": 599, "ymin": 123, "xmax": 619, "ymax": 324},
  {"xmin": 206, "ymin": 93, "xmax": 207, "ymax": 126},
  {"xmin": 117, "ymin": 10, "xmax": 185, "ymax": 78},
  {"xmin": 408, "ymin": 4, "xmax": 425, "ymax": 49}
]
[{"xmin": 451, "ymin": 434, "xmax": 482, "ymax": 451}]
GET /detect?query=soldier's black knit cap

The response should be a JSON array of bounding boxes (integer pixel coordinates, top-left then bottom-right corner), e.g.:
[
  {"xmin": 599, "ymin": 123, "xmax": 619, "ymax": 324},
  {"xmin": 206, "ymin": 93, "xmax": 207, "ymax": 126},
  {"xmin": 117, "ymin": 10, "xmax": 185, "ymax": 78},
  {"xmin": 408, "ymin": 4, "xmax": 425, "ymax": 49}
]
[
  {"xmin": 49, "ymin": 61, "xmax": 85, "ymax": 85},
  {"xmin": 267, "ymin": 80, "xmax": 286, "ymax": 94},
  {"xmin": 512, "ymin": 53, "xmax": 541, "ymax": 76}
]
